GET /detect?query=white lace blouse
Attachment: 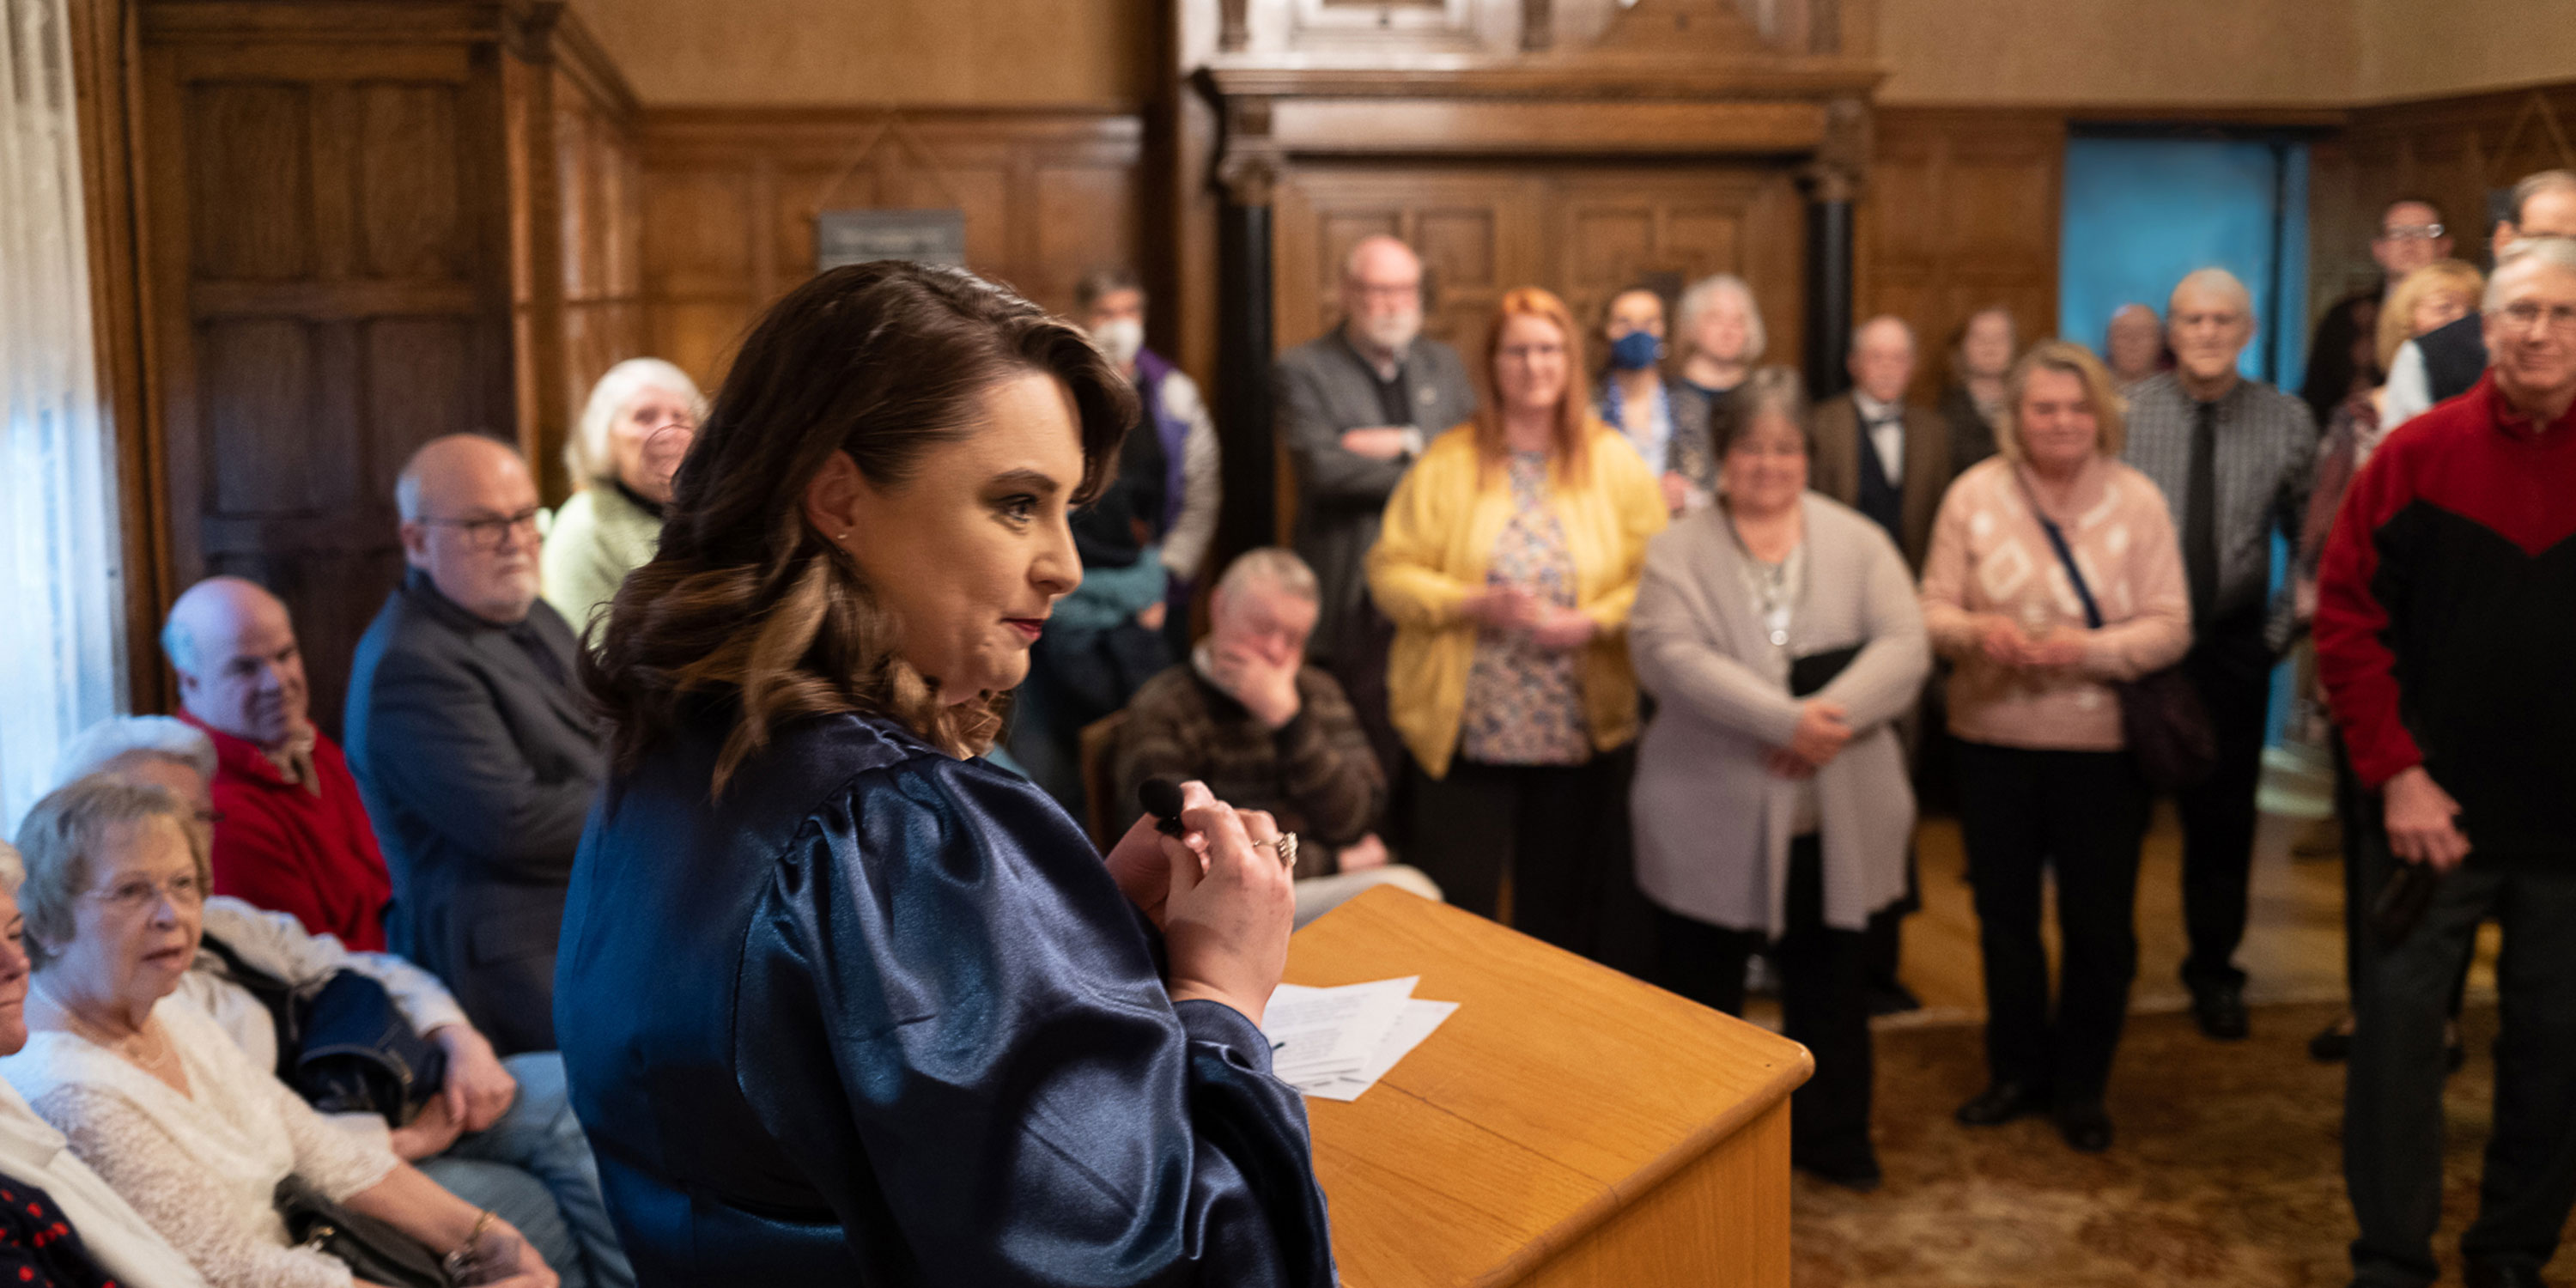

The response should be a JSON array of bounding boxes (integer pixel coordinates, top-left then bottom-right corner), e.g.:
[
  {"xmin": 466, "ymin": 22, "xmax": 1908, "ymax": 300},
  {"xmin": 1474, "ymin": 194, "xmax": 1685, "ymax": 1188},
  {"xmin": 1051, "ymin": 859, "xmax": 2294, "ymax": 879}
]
[{"xmin": 0, "ymin": 991, "xmax": 398, "ymax": 1288}]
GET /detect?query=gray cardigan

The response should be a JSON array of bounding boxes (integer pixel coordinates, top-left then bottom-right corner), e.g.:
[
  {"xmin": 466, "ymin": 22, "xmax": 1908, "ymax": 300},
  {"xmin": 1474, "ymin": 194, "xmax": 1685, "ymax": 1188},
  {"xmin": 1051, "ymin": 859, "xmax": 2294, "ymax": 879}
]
[{"xmin": 1628, "ymin": 495, "xmax": 1930, "ymax": 936}]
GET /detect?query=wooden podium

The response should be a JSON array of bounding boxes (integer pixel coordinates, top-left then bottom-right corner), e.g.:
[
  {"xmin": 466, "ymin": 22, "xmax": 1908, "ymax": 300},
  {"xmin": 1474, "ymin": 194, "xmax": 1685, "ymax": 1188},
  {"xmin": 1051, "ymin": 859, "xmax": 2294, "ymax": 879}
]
[{"xmin": 1284, "ymin": 886, "xmax": 1811, "ymax": 1287}]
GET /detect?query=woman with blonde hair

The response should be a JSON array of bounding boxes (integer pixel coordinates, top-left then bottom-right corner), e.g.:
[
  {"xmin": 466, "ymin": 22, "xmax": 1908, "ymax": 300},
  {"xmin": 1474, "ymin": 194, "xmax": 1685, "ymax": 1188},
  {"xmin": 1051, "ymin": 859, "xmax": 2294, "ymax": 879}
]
[
  {"xmin": 1920, "ymin": 340, "xmax": 2190, "ymax": 1153},
  {"xmin": 542, "ymin": 358, "xmax": 705, "ymax": 638},
  {"xmin": 1368, "ymin": 287, "xmax": 1666, "ymax": 955}
]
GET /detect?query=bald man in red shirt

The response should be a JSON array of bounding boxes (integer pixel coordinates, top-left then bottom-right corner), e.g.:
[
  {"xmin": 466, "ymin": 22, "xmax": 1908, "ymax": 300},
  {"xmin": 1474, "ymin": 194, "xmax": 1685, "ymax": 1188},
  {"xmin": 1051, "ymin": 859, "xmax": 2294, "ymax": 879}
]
[{"xmin": 164, "ymin": 576, "xmax": 393, "ymax": 951}]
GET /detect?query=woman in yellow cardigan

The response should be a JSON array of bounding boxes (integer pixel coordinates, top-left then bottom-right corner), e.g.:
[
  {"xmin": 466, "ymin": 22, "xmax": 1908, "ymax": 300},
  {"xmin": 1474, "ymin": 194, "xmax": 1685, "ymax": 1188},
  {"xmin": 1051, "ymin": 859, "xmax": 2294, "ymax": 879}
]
[{"xmin": 1367, "ymin": 287, "xmax": 1667, "ymax": 952}]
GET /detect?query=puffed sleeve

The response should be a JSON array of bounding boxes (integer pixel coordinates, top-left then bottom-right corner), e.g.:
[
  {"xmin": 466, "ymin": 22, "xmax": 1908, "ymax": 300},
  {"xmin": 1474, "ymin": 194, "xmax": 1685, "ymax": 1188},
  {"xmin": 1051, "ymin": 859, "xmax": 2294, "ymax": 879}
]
[{"xmin": 732, "ymin": 757, "xmax": 1334, "ymax": 1287}]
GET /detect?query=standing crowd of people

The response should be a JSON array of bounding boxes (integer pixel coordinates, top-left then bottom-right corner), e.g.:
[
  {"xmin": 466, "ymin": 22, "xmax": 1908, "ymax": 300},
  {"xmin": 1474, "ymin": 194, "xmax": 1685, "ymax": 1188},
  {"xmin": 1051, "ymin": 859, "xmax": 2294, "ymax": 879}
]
[{"xmin": 1, "ymin": 170, "xmax": 2571, "ymax": 1288}]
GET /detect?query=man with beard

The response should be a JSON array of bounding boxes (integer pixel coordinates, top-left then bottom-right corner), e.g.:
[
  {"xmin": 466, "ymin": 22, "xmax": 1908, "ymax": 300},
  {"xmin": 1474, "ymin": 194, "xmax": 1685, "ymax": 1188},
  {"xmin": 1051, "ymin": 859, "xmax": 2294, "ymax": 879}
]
[
  {"xmin": 162, "ymin": 576, "xmax": 395, "ymax": 951},
  {"xmin": 345, "ymin": 434, "xmax": 604, "ymax": 1055},
  {"xmin": 1275, "ymin": 235, "xmax": 1479, "ymax": 775}
]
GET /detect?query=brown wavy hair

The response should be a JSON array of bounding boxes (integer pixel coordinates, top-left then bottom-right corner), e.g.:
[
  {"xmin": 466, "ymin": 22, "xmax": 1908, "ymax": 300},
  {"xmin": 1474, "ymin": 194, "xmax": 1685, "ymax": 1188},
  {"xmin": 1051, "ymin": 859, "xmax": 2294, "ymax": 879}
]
[
  {"xmin": 1471, "ymin": 287, "xmax": 1599, "ymax": 488},
  {"xmin": 581, "ymin": 262, "xmax": 1134, "ymax": 791}
]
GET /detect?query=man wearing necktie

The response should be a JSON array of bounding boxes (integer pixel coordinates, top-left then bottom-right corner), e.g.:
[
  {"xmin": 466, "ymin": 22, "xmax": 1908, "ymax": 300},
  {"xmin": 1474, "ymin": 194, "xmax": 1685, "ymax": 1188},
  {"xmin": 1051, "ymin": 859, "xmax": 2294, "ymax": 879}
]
[
  {"xmin": 2121, "ymin": 268, "xmax": 2318, "ymax": 1042},
  {"xmin": 346, "ymin": 434, "xmax": 607, "ymax": 1055}
]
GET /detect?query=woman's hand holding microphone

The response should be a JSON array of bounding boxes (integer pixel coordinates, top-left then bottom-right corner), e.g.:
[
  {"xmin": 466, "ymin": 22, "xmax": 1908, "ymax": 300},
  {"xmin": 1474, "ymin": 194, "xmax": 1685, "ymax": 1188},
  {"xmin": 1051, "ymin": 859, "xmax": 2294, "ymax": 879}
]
[{"xmin": 1103, "ymin": 780, "xmax": 1296, "ymax": 1027}]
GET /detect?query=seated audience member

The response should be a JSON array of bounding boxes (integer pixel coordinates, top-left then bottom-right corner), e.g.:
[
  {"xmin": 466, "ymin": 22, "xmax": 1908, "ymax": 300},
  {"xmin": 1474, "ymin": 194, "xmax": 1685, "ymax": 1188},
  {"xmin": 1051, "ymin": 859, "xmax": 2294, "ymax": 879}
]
[
  {"xmin": 1593, "ymin": 286, "xmax": 1698, "ymax": 514},
  {"xmin": 3, "ymin": 779, "xmax": 558, "ymax": 1288},
  {"xmin": 2321, "ymin": 238, "xmax": 2576, "ymax": 1288},
  {"xmin": 1276, "ymin": 234, "xmax": 1481, "ymax": 775},
  {"xmin": 1077, "ymin": 266, "xmax": 1222, "ymax": 656},
  {"xmin": 1007, "ymin": 364, "xmax": 1175, "ymax": 813},
  {"xmin": 55, "ymin": 716, "xmax": 631, "ymax": 1288},
  {"xmin": 2384, "ymin": 170, "xmax": 2576, "ymax": 426},
  {"xmin": 1113, "ymin": 548, "xmax": 1441, "ymax": 927},
  {"xmin": 1921, "ymin": 341, "xmax": 2190, "ymax": 1153},
  {"xmin": 1937, "ymin": 306, "xmax": 2017, "ymax": 475},
  {"xmin": 345, "ymin": 434, "xmax": 604, "ymax": 1056},
  {"xmin": 2105, "ymin": 302, "xmax": 2169, "ymax": 391},
  {"xmin": 1628, "ymin": 368, "xmax": 1930, "ymax": 1192},
  {"xmin": 1668, "ymin": 273, "xmax": 1765, "ymax": 503},
  {"xmin": 1367, "ymin": 287, "xmax": 1665, "ymax": 956},
  {"xmin": 0, "ymin": 839, "xmax": 207, "ymax": 1288},
  {"xmin": 160, "ymin": 577, "xmax": 392, "ymax": 951},
  {"xmin": 543, "ymin": 358, "xmax": 703, "ymax": 641}
]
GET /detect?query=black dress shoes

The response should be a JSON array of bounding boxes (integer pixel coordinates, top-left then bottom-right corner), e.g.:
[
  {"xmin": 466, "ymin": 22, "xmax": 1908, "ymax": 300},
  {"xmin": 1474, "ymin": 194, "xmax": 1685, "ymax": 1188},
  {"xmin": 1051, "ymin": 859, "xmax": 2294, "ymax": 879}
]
[
  {"xmin": 2191, "ymin": 981, "xmax": 2251, "ymax": 1040},
  {"xmin": 1956, "ymin": 1080, "xmax": 2050, "ymax": 1127},
  {"xmin": 2464, "ymin": 1258, "xmax": 2549, "ymax": 1288},
  {"xmin": 2056, "ymin": 1100, "xmax": 2114, "ymax": 1153}
]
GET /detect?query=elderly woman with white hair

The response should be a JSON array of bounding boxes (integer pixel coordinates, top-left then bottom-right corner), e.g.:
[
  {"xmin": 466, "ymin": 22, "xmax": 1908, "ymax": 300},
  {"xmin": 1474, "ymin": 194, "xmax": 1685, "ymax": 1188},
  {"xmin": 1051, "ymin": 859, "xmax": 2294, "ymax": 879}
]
[
  {"xmin": 2, "ymin": 778, "xmax": 559, "ymax": 1288},
  {"xmin": 1668, "ymin": 273, "xmax": 1767, "ymax": 508},
  {"xmin": 50, "ymin": 715, "xmax": 631, "ymax": 1288},
  {"xmin": 541, "ymin": 358, "xmax": 705, "ymax": 637},
  {"xmin": 0, "ymin": 835, "xmax": 210, "ymax": 1287}
]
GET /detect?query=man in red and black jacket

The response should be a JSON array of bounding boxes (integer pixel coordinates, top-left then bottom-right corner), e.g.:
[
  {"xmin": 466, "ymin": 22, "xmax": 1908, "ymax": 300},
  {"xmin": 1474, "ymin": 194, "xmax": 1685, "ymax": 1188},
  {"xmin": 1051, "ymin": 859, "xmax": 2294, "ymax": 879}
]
[{"xmin": 2317, "ymin": 240, "xmax": 2576, "ymax": 1288}]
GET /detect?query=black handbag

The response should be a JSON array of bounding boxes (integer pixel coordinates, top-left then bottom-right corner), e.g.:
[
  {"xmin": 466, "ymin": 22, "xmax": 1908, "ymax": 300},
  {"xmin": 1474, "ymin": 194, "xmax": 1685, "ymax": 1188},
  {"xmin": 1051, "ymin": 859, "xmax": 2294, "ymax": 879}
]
[
  {"xmin": 2027, "ymin": 503, "xmax": 2219, "ymax": 793},
  {"xmin": 199, "ymin": 933, "xmax": 447, "ymax": 1125},
  {"xmin": 276, "ymin": 1176, "xmax": 454, "ymax": 1288},
  {"xmin": 1789, "ymin": 644, "xmax": 1862, "ymax": 698}
]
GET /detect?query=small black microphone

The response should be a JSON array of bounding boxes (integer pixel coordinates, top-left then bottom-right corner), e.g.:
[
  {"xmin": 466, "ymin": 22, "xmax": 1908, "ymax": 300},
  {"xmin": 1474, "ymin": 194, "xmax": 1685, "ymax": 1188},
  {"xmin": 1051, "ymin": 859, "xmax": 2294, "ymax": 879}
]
[{"xmin": 1138, "ymin": 777, "xmax": 1188, "ymax": 836}]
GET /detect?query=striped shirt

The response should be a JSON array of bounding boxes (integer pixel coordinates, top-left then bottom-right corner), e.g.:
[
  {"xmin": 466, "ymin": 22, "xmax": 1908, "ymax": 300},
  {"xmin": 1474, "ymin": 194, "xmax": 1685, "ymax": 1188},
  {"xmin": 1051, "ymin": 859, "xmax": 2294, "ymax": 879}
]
[{"xmin": 2120, "ymin": 371, "xmax": 2318, "ymax": 633}]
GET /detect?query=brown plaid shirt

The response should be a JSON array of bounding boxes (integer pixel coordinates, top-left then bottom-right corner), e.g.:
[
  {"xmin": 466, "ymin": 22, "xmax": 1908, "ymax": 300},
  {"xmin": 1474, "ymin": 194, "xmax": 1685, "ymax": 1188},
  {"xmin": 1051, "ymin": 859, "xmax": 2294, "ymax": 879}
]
[{"xmin": 1110, "ymin": 664, "xmax": 1385, "ymax": 879}]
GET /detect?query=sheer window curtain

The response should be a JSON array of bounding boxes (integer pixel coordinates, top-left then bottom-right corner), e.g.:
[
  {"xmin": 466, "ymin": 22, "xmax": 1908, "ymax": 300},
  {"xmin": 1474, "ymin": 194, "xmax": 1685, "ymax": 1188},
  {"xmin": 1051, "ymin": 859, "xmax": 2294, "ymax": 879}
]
[{"xmin": 1, "ymin": 0, "xmax": 126, "ymax": 832}]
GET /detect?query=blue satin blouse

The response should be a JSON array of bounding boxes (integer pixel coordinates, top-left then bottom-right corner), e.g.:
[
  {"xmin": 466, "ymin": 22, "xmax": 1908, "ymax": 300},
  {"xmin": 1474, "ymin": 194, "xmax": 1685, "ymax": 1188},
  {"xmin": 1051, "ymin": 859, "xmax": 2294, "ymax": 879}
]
[{"xmin": 554, "ymin": 709, "xmax": 1334, "ymax": 1285}]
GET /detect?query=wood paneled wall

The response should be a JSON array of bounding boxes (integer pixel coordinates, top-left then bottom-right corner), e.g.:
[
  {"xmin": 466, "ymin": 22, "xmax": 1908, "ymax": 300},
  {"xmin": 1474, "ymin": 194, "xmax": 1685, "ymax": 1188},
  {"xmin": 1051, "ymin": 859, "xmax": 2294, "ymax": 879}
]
[
  {"xmin": 1269, "ymin": 161, "xmax": 1808, "ymax": 368},
  {"xmin": 507, "ymin": 10, "xmax": 644, "ymax": 501},
  {"xmin": 637, "ymin": 108, "xmax": 1144, "ymax": 393},
  {"xmin": 2311, "ymin": 83, "xmax": 2576, "ymax": 312},
  {"xmin": 135, "ymin": 2, "xmax": 523, "ymax": 734},
  {"xmin": 1858, "ymin": 108, "xmax": 2067, "ymax": 403}
]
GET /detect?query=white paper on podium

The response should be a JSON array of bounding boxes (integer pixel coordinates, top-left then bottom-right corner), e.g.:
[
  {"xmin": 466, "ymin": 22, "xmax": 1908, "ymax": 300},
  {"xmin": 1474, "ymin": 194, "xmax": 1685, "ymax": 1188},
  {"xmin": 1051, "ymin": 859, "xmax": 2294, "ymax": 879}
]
[
  {"xmin": 1262, "ymin": 976, "xmax": 1416, "ymax": 1081},
  {"xmin": 1261, "ymin": 977, "xmax": 1457, "ymax": 1101}
]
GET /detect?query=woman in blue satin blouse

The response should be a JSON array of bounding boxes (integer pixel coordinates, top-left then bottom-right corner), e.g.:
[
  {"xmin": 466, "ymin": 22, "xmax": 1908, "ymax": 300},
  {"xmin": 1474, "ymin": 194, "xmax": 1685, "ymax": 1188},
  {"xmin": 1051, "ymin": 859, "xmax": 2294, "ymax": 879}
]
[{"xmin": 555, "ymin": 261, "xmax": 1332, "ymax": 1286}]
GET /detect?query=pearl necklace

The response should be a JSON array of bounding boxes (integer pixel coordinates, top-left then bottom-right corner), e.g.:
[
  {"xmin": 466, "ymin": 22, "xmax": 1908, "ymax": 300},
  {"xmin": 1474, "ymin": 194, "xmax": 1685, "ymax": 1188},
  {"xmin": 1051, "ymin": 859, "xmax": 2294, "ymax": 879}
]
[{"xmin": 33, "ymin": 985, "xmax": 182, "ymax": 1083}]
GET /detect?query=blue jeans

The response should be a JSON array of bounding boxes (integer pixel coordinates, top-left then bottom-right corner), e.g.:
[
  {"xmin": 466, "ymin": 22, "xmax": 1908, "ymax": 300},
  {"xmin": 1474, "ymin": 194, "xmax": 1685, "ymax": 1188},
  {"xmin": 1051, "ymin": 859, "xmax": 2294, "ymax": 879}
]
[{"xmin": 419, "ymin": 1052, "xmax": 635, "ymax": 1288}]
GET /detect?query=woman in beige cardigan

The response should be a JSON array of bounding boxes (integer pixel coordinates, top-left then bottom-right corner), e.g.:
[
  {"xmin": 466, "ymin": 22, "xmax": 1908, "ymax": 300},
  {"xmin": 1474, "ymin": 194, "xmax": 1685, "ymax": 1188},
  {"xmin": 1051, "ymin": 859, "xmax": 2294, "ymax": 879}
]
[
  {"xmin": 1628, "ymin": 368, "xmax": 1929, "ymax": 1191},
  {"xmin": 1919, "ymin": 340, "xmax": 2190, "ymax": 1154}
]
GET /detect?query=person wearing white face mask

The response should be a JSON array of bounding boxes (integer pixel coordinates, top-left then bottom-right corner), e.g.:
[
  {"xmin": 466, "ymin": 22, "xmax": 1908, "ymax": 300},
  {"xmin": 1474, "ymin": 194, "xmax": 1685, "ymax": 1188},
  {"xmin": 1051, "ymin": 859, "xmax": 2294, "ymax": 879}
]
[
  {"xmin": 1275, "ymin": 236, "xmax": 1481, "ymax": 777},
  {"xmin": 1076, "ymin": 268, "xmax": 1221, "ymax": 657}
]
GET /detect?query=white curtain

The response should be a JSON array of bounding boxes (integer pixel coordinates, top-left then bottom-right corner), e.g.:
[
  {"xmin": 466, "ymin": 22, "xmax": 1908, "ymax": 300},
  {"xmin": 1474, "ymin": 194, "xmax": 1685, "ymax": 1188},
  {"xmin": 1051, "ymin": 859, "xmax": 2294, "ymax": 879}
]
[{"xmin": 0, "ymin": 0, "xmax": 125, "ymax": 833}]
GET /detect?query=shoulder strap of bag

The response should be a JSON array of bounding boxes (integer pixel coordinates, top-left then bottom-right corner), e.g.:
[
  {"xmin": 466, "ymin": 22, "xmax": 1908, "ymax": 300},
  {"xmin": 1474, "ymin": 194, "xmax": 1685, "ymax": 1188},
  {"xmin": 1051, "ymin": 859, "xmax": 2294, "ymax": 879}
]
[
  {"xmin": 196, "ymin": 932, "xmax": 304, "ymax": 1077},
  {"xmin": 2017, "ymin": 473, "xmax": 2106, "ymax": 631}
]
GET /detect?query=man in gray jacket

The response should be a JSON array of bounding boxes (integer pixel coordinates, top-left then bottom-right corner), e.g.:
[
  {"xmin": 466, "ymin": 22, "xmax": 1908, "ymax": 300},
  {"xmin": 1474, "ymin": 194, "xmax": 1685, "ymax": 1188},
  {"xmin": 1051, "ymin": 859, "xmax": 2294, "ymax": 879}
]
[
  {"xmin": 345, "ymin": 434, "xmax": 604, "ymax": 1057},
  {"xmin": 1274, "ymin": 234, "xmax": 1479, "ymax": 773}
]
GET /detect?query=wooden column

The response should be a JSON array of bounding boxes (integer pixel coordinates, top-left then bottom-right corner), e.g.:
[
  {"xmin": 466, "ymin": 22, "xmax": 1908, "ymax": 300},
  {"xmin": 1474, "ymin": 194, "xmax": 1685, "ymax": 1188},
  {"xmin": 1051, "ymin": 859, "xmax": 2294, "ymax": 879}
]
[
  {"xmin": 1212, "ymin": 89, "xmax": 1282, "ymax": 562},
  {"xmin": 1803, "ymin": 96, "xmax": 1868, "ymax": 402}
]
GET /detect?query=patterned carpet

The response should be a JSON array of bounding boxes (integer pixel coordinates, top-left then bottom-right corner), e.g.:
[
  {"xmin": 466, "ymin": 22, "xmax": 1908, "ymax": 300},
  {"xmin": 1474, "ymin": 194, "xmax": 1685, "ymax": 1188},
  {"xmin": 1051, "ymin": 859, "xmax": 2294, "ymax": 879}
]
[{"xmin": 1789, "ymin": 1000, "xmax": 2560, "ymax": 1288}]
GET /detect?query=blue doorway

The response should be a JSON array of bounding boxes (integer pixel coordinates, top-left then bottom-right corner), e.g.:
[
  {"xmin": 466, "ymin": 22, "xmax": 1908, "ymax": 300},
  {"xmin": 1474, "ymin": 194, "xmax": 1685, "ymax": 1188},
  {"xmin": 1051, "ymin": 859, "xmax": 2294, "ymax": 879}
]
[{"xmin": 2058, "ymin": 136, "xmax": 2310, "ymax": 385}]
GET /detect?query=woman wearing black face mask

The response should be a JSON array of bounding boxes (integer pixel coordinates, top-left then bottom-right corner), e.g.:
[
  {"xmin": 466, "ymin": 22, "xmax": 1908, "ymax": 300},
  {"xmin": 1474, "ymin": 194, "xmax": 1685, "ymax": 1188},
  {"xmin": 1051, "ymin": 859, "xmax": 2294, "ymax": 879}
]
[{"xmin": 1595, "ymin": 288, "xmax": 1699, "ymax": 516}]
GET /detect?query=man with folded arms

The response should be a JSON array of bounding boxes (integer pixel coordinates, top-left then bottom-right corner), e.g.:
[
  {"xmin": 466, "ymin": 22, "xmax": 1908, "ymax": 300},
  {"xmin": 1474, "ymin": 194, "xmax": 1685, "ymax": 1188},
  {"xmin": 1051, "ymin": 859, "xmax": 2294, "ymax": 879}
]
[
  {"xmin": 2320, "ymin": 238, "xmax": 2576, "ymax": 1288},
  {"xmin": 162, "ymin": 576, "xmax": 393, "ymax": 951}
]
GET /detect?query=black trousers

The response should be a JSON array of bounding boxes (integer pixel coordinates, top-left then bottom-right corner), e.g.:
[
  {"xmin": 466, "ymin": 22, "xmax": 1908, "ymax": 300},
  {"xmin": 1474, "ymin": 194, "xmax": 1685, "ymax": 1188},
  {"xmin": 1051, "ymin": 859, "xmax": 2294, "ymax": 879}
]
[
  {"xmin": 2345, "ymin": 838, "xmax": 2576, "ymax": 1286},
  {"xmin": 1657, "ymin": 835, "xmax": 1875, "ymax": 1171},
  {"xmin": 1407, "ymin": 747, "xmax": 1631, "ymax": 959},
  {"xmin": 2178, "ymin": 623, "xmax": 2274, "ymax": 993},
  {"xmin": 1954, "ymin": 740, "xmax": 2151, "ymax": 1103}
]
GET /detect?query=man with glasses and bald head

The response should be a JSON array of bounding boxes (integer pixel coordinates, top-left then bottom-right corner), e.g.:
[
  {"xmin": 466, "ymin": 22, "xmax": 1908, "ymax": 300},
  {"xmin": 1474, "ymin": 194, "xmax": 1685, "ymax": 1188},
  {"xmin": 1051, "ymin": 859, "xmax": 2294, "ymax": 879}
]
[{"xmin": 345, "ymin": 433, "xmax": 604, "ymax": 1056}]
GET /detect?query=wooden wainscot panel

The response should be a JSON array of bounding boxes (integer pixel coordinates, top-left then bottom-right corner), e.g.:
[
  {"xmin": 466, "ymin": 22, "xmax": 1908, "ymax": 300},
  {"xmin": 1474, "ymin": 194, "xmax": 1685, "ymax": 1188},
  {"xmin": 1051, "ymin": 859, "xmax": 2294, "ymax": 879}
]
[
  {"xmin": 137, "ymin": 0, "xmax": 519, "ymax": 732},
  {"xmin": 1268, "ymin": 98, "xmax": 1830, "ymax": 155},
  {"xmin": 636, "ymin": 107, "xmax": 1144, "ymax": 392}
]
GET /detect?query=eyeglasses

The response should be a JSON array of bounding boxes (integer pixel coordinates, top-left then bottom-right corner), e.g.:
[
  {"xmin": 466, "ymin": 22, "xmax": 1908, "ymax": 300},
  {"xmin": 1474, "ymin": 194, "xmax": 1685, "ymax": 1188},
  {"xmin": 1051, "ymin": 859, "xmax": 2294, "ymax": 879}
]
[
  {"xmin": 82, "ymin": 872, "xmax": 205, "ymax": 914},
  {"xmin": 2493, "ymin": 300, "xmax": 2576, "ymax": 334},
  {"xmin": 2379, "ymin": 222, "xmax": 2446, "ymax": 241},
  {"xmin": 419, "ymin": 507, "xmax": 542, "ymax": 551},
  {"xmin": 1497, "ymin": 343, "xmax": 1565, "ymax": 362}
]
